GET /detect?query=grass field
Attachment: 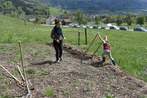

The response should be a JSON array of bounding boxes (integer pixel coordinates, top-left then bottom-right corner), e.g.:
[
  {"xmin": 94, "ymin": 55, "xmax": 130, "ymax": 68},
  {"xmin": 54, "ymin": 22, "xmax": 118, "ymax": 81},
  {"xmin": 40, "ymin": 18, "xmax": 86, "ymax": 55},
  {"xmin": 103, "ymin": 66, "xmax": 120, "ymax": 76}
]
[{"xmin": 0, "ymin": 15, "xmax": 147, "ymax": 82}]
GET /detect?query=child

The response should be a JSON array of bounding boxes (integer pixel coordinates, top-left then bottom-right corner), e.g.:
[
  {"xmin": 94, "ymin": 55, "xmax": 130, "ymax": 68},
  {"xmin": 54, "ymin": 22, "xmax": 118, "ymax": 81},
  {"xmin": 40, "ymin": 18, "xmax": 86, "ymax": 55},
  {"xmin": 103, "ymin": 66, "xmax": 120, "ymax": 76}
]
[{"xmin": 97, "ymin": 33, "xmax": 116, "ymax": 65}]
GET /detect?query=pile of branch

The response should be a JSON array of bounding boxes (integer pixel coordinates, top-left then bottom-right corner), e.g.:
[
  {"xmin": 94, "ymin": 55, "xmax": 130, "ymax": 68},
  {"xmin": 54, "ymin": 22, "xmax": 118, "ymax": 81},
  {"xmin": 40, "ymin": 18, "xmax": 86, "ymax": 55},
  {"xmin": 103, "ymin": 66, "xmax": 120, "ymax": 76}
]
[{"xmin": 0, "ymin": 42, "xmax": 33, "ymax": 98}]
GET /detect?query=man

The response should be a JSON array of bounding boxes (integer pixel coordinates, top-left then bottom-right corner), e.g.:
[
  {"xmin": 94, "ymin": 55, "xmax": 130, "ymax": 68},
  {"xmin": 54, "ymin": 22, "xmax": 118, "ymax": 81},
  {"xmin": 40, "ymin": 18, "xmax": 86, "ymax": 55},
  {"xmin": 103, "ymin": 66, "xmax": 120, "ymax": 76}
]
[
  {"xmin": 51, "ymin": 19, "xmax": 64, "ymax": 63},
  {"xmin": 97, "ymin": 33, "xmax": 116, "ymax": 65}
]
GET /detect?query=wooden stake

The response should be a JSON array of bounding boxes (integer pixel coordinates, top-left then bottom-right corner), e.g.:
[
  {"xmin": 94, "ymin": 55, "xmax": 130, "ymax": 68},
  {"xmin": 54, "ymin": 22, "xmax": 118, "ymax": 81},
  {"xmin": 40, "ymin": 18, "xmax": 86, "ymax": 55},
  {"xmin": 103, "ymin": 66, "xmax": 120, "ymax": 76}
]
[
  {"xmin": 85, "ymin": 28, "xmax": 88, "ymax": 45},
  {"xmin": 85, "ymin": 33, "xmax": 98, "ymax": 53},
  {"xmin": 18, "ymin": 41, "xmax": 25, "ymax": 77},
  {"xmin": 81, "ymin": 33, "xmax": 99, "ymax": 63},
  {"xmin": 78, "ymin": 32, "xmax": 81, "ymax": 46},
  {"xmin": 92, "ymin": 42, "xmax": 102, "ymax": 57}
]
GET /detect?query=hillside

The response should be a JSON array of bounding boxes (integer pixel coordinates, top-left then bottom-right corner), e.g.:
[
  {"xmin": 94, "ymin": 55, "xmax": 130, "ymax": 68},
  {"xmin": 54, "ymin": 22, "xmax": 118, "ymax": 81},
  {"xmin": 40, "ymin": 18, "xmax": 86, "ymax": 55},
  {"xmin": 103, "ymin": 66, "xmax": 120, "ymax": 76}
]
[
  {"xmin": 1, "ymin": 0, "xmax": 147, "ymax": 15},
  {"xmin": 41, "ymin": 0, "xmax": 147, "ymax": 14},
  {"xmin": 0, "ymin": 0, "xmax": 50, "ymax": 15}
]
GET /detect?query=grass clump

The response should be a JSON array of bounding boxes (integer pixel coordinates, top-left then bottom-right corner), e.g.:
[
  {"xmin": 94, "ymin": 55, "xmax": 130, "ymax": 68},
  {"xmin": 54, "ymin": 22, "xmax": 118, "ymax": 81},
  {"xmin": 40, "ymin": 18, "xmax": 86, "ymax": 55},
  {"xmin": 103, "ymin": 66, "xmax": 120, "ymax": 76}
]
[
  {"xmin": 44, "ymin": 86, "xmax": 54, "ymax": 97},
  {"xmin": 26, "ymin": 68, "xmax": 36, "ymax": 75}
]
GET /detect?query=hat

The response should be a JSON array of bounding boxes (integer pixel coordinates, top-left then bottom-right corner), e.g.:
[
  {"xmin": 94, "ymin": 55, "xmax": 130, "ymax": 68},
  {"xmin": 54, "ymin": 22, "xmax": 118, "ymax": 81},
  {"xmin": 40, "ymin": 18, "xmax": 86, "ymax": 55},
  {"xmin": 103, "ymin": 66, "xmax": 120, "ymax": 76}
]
[{"xmin": 54, "ymin": 19, "xmax": 60, "ymax": 24}]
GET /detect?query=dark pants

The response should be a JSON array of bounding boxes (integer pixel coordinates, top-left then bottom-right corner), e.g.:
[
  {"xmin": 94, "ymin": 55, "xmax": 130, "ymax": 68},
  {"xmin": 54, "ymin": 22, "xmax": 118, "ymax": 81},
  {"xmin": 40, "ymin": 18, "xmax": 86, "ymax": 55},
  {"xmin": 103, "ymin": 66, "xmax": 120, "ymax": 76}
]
[{"xmin": 53, "ymin": 40, "xmax": 63, "ymax": 61}]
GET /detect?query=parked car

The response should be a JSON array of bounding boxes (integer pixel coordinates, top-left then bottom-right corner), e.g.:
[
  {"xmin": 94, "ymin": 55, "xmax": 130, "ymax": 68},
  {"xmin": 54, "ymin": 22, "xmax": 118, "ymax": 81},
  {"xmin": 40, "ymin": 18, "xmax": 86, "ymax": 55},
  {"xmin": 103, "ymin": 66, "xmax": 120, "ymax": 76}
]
[
  {"xmin": 73, "ymin": 24, "xmax": 80, "ymax": 28},
  {"xmin": 109, "ymin": 26, "xmax": 115, "ymax": 30},
  {"xmin": 98, "ymin": 26, "xmax": 106, "ymax": 29},
  {"xmin": 81, "ymin": 25, "xmax": 87, "ymax": 28},
  {"xmin": 69, "ymin": 23, "xmax": 74, "ymax": 27},
  {"xmin": 119, "ymin": 26, "xmax": 128, "ymax": 31},
  {"xmin": 134, "ymin": 27, "xmax": 147, "ymax": 32},
  {"xmin": 109, "ymin": 25, "xmax": 119, "ymax": 30},
  {"xmin": 87, "ymin": 25, "xmax": 93, "ymax": 29},
  {"xmin": 93, "ymin": 25, "xmax": 98, "ymax": 29}
]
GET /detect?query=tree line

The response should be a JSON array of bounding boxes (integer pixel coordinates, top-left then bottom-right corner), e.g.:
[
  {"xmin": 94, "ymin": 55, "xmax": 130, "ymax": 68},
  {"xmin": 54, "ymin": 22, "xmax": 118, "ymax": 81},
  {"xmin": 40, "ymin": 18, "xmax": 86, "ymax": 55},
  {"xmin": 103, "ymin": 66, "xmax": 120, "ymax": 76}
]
[{"xmin": 74, "ymin": 11, "xmax": 147, "ymax": 27}]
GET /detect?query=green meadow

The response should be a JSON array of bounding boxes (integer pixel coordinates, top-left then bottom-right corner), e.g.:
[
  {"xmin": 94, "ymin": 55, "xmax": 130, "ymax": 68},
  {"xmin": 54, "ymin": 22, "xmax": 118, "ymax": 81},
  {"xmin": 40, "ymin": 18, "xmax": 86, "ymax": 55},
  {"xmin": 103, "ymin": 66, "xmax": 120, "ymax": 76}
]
[{"xmin": 0, "ymin": 15, "xmax": 147, "ymax": 81}]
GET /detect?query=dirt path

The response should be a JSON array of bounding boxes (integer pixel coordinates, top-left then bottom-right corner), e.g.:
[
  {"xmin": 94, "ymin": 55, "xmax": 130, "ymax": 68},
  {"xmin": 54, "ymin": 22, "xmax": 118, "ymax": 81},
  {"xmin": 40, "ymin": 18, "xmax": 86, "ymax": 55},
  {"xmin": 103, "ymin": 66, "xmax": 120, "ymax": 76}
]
[{"xmin": 0, "ymin": 44, "xmax": 147, "ymax": 98}]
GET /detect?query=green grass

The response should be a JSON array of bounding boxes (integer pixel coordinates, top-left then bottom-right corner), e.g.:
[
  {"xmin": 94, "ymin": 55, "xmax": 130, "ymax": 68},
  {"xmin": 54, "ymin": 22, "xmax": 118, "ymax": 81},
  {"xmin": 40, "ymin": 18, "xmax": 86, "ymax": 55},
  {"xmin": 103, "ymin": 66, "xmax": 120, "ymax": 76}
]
[
  {"xmin": 0, "ymin": 15, "xmax": 51, "ymax": 43},
  {"xmin": 0, "ymin": 96, "xmax": 11, "ymax": 98},
  {"xmin": 44, "ymin": 86, "xmax": 54, "ymax": 97},
  {"xmin": 0, "ymin": 15, "xmax": 147, "ymax": 82},
  {"xmin": 26, "ymin": 68, "xmax": 36, "ymax": 75}
]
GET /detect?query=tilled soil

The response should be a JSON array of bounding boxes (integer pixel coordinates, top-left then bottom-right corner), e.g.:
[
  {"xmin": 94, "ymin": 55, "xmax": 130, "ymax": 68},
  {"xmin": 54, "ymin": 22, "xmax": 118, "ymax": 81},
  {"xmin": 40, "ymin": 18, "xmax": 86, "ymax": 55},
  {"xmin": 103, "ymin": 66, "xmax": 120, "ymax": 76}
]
[{"xmin": 0, "ymin": 44, "xmax": 147, "ymax": 98}]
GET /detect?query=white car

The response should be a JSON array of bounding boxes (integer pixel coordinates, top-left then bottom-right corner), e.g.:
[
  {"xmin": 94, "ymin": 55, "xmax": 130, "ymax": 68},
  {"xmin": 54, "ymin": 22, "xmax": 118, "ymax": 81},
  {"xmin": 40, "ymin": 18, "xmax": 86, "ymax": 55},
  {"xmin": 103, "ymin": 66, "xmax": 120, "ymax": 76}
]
[
  {"xmin": 87, "ymin": 25, "xmax": 93, "ymax": 29},
  {"xmin": 81, "ymin": 25, "xmax": 87, "ymax": 28},
  {"xmin": 134, "ymin": 27, "xmax": 147, "ymax": 32}
]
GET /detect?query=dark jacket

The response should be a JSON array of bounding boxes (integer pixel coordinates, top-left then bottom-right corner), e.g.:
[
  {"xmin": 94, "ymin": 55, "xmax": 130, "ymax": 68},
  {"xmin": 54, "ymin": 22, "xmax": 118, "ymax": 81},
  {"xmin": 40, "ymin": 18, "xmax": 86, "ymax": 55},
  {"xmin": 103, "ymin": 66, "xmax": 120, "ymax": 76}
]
[{"xmin": 51, "ymin": 26, "xmax": 64, "ymax": 40}]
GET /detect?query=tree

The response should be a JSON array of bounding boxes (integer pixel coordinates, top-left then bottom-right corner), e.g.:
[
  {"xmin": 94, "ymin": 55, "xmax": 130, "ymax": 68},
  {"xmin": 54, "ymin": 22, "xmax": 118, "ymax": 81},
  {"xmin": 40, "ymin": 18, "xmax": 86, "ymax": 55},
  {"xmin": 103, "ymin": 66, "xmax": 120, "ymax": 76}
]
[
  {"xmin": 103, "ymin": 17, "xmax": 111, "ymax": 24},
  {"xmin": 136, "ymin": 16, "xmax": 144, "ymax": 25},
  {"xmin": 116, "ymin": 16, "xmax": 122, "ymax": 26},
  {"xmin": 75, "ymin": 11, "xmax": 87, "ymax": 25},
  {"xmin": 126, "ymin": 15, "xmax": 133, "ymax": 27},
  {"xmin": 82, "ymin": 16, "xmax": 88, "ymax": 25},
  {"xmin": 95, "ymin": 16, "xmax": 100, "ymax": 25},
  {"xmin": 46, "ymin": 8, "xmax": 50, "ymax": 17},
  {"xmin": 63, "ymin": 11, "xmax": 68, "ymax": 16},
  {"xmin": 145, "ymin": 16, "xmax": 147, "ymax": 22},
  {"xmin": 17, "ymin": 7, "xmax": 25, "ymax": 17},
  {"xmin": 42, "ymin": 7, "xmax": 50, "ymax": 16},
  {"xmin": 1, "ymin": 1, "xmax": 15, "ymax": 15},
  {"xmin": 2, "ymin": 1, "xmax": 14, "ymax": 9},
  {"xmin": 75, "ymin": 11, "xmax": 82, "ymax": 25}
]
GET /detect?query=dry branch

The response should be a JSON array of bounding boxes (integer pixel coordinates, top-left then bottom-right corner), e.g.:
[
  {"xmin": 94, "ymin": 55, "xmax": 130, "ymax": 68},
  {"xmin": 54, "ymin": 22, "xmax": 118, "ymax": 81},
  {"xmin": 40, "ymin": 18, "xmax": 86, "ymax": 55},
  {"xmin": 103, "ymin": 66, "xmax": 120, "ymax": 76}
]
[
  {"xmin": 18, "ymin": 42, "xmax": 32, "ymax": 98},
  {"xmin": 0, "ymin": 64, "xmax": 22, "ymax": 85},
  {"xmin": 16, "ymin": 64, "xmax": 25, "ymax": 81}
]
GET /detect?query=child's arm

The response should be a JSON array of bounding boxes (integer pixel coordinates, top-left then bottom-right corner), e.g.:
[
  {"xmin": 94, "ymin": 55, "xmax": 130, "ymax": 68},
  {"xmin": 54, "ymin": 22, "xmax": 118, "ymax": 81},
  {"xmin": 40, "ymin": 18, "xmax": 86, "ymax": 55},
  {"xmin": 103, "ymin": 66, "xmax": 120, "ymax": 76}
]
[{"xmin": 97, "ymin": 33, "xmax": 105, "ymax": 43}]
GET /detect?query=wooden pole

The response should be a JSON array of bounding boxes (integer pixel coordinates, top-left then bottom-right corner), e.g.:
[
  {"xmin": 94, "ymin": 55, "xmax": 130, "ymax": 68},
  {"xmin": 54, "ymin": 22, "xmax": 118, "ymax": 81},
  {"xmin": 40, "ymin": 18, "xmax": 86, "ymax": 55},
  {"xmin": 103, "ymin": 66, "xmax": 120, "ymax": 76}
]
[
  {"xmin": 18, "ymin": 41, "xmax": 25, "ymax": 76},
  {"xmin": 78, "ymin": 32, "xmax": 81, "ymax": 46},
  {"xmin": 85, "ymin": 28, "xmax": 88, "ymax": 45},
  {"xmin": 81, "ymin": 33, "xmax": 98, "ymax": 64},
  {"xmin": 92, "ymin": 42, "xmax": 102, "ymax": 57},
  {"xmin": 85, "ymin": 33, "xmax": 98, "ymax": 53}
]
